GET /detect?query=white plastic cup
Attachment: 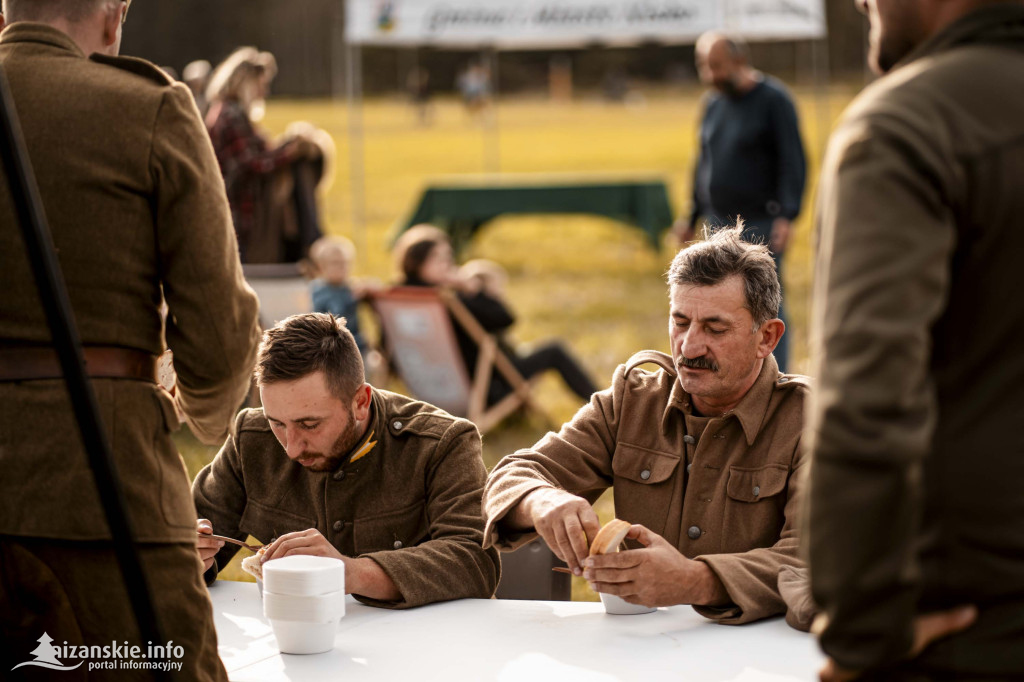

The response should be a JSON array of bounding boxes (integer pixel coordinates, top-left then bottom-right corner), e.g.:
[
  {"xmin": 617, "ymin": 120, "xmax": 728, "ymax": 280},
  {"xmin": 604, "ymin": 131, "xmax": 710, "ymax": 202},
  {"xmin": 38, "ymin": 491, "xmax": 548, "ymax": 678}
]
[
  {"xmin": 263, "ymin": 590, "xmax": 345, "ymax": 623},
  {"xmin": 262, "ymin": 555, "xmax": 345, "ymax": 596},
  {"xmin": 599, "ymin": 592, "xmax": 657, "ymax": 615},
  {"xmin": 269, "ymin": 619, "xmax": 339, "ymax": 655}
]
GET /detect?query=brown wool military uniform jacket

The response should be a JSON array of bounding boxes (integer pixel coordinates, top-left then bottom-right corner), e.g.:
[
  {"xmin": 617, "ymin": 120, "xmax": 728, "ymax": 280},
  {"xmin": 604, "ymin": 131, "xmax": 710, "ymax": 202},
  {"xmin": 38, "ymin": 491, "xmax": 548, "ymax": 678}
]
[
  {"xmin": 193, "ymin": 388, "xmax": 501, "ymax": 609},
  {"xmin": 0, "ymin": 24, "xmax": 260, "ymax": 543},
  {"xmin": 808, "ymin": 6, "xmax": 1024, "ymax": 676},
  {"xmin": 483, "ymin": 351, "xmax": 809, "ymax": 624}
]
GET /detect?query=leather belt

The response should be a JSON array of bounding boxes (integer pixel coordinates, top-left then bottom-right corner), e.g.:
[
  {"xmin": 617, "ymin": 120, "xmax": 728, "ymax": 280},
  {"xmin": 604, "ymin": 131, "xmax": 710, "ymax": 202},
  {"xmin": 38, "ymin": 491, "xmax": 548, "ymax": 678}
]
[{"xmin": 0, "ymin": 346, "xmax": 158, "ymax": 383}]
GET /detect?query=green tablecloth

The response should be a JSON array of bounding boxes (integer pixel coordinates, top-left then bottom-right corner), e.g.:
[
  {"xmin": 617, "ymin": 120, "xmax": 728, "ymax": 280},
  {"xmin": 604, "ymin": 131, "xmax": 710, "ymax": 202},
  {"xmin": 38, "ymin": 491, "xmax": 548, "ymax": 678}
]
[{"xmin": 398, "ymin": 175, "xmax": 675, "ymax": 250}]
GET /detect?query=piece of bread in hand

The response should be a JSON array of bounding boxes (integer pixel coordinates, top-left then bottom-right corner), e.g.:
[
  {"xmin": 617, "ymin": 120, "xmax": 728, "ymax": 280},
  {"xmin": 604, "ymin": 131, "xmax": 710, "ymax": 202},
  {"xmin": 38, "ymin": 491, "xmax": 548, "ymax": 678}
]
[
  {"xmin": 240, "ymin": 546, "xmax": 268, "ymax": 580},
  {"xmin": 589, "ymin": 518, "xmax": 631, "ymax": 556}
]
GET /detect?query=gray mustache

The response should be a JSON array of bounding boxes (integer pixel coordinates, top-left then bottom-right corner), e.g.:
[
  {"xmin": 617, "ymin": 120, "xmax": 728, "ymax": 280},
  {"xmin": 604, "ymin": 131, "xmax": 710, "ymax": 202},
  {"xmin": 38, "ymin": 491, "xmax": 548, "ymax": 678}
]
[{"xmin": 680, "ymin": 356, "xmax": 719, "ymax": 372}]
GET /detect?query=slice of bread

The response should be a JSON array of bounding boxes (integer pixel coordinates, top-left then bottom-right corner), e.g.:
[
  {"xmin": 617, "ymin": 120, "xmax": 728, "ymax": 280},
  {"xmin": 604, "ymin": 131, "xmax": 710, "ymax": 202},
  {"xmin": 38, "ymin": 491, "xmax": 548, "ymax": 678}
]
[
  {"xmin": 241, "ymin": 546, "xmax": 267, "ymax": 580},
  {"xmin": 589, "ymin": 519, "xmax": 631, "ymax": 556}
]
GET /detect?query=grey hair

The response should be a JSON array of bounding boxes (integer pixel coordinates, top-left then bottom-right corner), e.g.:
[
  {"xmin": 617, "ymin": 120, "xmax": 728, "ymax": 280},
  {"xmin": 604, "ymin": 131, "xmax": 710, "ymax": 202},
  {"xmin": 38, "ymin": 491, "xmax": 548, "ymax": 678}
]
[{"xmin": 667, "ymin": 220, "xmax": 781, "ymax": 328}]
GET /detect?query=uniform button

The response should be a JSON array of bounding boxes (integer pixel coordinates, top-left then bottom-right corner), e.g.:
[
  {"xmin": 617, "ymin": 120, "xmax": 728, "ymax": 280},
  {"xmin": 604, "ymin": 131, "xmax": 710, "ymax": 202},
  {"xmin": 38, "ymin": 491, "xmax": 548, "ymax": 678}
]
[
  {"xmin": 778, "ymin": 377, "xmax": 789, "ymax": 383},
  {"xmin": 392, "ymin": 420, "xmax": 403, "ymax": 430},
  {"xmin": 687, "ymin": 526, "xmax": 702, "ymax": 540},
  {"xmin": 333, "ymin": 471, "xmax": 346, "ymax": 481},
  {"xmin": 640, "ymin": 469, "xmax": 651, "ymax": 480},
  {"xmin": 393, "ymin": 540, "xmax": 403, "ymax": 549},
  {"xmin": 333, "ymin": 521, "xmax": 343, "ymax": 532},
  {"xmin": 753, "ymin": 485, "xmax": 760, "ymax": 497},
  {"xmin": 683, "ymin": 435, "xmax": 696, "ymax": 445},
  {"xmin": 686, "ymin": 463, "xmax": 693, "ymax": 473}
]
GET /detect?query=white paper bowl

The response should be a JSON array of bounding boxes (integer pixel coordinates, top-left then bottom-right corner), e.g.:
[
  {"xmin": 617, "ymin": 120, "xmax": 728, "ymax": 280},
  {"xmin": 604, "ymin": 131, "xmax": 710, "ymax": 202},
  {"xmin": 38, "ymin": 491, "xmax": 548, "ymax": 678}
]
[
  {"xmin": 263, "ymin": 590, "xmax": 345, "ymax": 623},
  {"xmin": 270, "ymin": 618, "xmax": 338, "ymax": 655},
  {"xmin": 599, "ymin": 592, "xmax": 657, "ymax": 615},
  {"xmin": 262, "ymin": 556, "xmax": 345, "ymax": 596}
]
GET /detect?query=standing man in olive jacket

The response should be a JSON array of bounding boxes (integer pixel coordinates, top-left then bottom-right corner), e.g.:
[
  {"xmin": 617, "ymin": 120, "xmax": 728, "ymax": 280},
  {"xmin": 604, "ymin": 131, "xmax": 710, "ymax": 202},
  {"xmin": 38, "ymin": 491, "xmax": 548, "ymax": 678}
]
[
  {"xmin": 484, "ymin": 228, "xmax": 810, "ymax": 625},
  {"xmin": 808, "ymin": 1, "xmax": 1024, "ymax": 679},
  {"xmin": 0, "ymin": 1, "xmax": 260, "ymax": 680},
  {"xmin": 194, "ymin": 313, "xmax": 500, "ymax": 609}
]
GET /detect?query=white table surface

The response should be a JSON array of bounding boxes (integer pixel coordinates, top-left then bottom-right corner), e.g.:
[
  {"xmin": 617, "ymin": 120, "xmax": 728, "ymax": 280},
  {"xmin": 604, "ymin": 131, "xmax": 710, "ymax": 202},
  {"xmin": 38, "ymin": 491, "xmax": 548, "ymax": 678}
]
[{"xmin": 209, "ymin": 580, "xmax": 824, "ymax": 681}]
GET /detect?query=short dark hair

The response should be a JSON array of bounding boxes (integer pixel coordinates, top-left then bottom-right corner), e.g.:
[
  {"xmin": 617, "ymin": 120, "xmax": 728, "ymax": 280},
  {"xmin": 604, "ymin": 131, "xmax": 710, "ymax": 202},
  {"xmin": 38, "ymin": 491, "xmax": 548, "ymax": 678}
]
[
  {"xmin": 667, "ymin": 222, "xmax": 781, "ymax": 327},
  {"xmin": 255, "ymin": 313, "xmax": 364, "ymax": 400},
  {"xmin": 393, "ymin": 224, "xmax": 449, "ymax": 283},
  {"xmin": 3, "ymin": 0, "xmax": 114, "ymax": 23}
]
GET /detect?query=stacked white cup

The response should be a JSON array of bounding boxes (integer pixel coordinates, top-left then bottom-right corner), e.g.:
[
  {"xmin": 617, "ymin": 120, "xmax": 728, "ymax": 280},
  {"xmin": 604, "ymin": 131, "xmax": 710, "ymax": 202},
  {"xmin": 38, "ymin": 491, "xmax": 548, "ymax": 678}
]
[{"xmin": 262, "ymin": 556, "xmax": 346, "ymax": 654}]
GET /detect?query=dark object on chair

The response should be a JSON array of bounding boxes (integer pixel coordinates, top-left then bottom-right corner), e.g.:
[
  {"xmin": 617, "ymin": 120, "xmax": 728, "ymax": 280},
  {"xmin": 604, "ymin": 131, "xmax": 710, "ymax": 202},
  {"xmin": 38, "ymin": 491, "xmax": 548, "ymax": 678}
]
[{"xmin": 495, "ymin": 538, "xmax": 571, "ymax": 601}]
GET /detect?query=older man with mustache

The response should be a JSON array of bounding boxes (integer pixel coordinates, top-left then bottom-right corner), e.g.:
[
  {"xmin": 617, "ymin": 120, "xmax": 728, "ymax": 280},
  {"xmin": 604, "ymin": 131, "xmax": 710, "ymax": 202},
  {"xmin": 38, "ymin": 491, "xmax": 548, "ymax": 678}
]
[{"xmin": 483, "ymin": 225, "xmax": 810, "ymax": 625}]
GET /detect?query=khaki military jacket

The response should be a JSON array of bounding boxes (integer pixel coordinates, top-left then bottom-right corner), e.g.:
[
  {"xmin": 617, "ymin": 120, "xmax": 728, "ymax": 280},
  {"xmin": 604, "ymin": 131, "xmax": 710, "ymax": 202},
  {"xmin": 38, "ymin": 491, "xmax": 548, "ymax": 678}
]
[
  {"xmin": 193, "ymin": 388, "xmax": 501, "ymax": 609},
  {"xmin": 0, "ymin": 24, "xmax": 260, "ymax": 542},
  {"xmin": 484, "ymin": 351, "xmax": 808, "ymax": 624},
  {"xmin": 808, "ymin": 6, "xmax": 1024, "ymax": 675}
]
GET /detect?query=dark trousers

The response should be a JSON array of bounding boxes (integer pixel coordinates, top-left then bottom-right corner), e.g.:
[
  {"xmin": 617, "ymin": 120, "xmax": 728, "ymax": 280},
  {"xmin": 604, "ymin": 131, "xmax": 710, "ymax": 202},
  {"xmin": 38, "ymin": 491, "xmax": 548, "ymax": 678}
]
[
  {"xmin": 489, "ymin": 341, "xmax": 598, "ymax": 405},
  {"xmin": 0, "ymin": 536, "xmax": 227, "ymax": 682}
]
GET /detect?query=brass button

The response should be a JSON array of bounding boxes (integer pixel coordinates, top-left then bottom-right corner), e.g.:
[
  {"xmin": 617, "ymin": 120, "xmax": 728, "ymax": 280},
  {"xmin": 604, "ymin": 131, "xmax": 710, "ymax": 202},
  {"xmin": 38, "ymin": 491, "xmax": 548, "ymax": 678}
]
[
  {"xmin": 687, "ymin": 526, "xmax": 701, "ymax": 540},
  {"xmin": 393, "ymin": 540, "xmax": 403, "ymax": 549},
  {"xmin": 640, "ymin": 469, "xmax": 651, "ymax": 480},
  {"xmin": 333, "ymin": 521, "xmax": 343, "ymax": 532},
  {"xmin": 753, "ymin": 485, "xmax": 760, "ymax": 497},
  {"xmin": 333, "ymin": 471, "xmax": 345, "ymax": 481},
  {"xmin": 683, "ymin": 435, "xmax": 696, "ymax": 445}
]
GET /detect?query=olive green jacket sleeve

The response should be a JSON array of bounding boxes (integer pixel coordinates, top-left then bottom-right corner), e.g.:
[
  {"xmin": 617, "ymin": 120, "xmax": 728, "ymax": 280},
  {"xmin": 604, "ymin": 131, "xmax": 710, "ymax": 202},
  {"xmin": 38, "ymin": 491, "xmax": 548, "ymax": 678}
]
[
  {"xmin": 151, "ymin": 85, "xmax": 261, "ymax": 445},
  {"xmin": 358, "ymin": 420, "xmax": 500, "ymax": 609},
  {"xmin": 806, "ymin": 99, "xmax": 955, "ymax": 669}
]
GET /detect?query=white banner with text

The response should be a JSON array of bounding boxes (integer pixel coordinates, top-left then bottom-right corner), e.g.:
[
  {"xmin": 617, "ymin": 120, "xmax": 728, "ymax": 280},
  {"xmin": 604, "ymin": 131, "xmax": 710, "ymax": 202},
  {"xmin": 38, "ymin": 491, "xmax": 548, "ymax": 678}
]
[{"xmin": 346, "ymin": 0, "xmax": 827, "ymax": 47}]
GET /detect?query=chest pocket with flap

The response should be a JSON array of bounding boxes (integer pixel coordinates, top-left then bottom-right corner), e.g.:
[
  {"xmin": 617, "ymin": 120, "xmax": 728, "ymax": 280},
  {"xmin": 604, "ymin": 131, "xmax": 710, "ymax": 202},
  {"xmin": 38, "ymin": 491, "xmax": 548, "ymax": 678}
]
[
  {"xmin": 239, "ymin": 499, "xmax": 315, "ymax": 543},
  {"xmin": 726, "ymin": 464, "xmax": 789, "ymax": 503},
  {"xmin": 353, "ymin": 500, "xmax": 428, "ymax": 555},
  {"xmin": 612, "ymin": 443, "xmax": 680, "ymax": 484}
]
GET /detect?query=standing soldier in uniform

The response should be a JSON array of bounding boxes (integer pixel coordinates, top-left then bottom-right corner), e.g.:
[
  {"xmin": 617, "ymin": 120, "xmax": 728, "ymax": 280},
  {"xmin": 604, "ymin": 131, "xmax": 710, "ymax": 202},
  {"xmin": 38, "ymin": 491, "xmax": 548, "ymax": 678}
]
[
  {"xmin": 808, "ymin": 0, "xmax": 1024, "ymax": 679},
  {"xmin": 0, "ymin": 1, "xmax": 260, "ymax": 680}
]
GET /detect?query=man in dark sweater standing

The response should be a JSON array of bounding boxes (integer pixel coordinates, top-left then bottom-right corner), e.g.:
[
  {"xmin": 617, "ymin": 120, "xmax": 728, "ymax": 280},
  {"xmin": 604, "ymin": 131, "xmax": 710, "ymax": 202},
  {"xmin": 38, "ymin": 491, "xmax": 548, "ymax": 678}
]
[{"xmin": 674, "ymin": 32, "xmax": 806, "ymax": 372}]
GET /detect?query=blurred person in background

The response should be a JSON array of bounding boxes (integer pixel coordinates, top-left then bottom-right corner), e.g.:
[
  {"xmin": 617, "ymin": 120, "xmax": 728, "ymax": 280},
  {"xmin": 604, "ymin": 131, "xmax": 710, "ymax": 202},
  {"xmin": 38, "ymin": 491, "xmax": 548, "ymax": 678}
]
[
  {"xmin": 0, "ymin": 0, "xmax": 260, "ymax": 679},
  {"xmin": 674, "ymin": 31, "xmax": 806, "ymax": 372},
  {"xmin": 394, "ymin": 225, "xmax": 598, "ymax": 406},
  {"xmin": 308, "ymin": 234, "xmax": 383, "ymax": 380},
  {"xmin": 205, "ymin": 46, "xmax": 332, "ymax": 263},
  {"xmin": 182, "ymin": 57, "xmax": 210, "ymax": 116},
  {"xmin": 807, "ymin": 0, "xmax": 1024, "ymax": 679}
]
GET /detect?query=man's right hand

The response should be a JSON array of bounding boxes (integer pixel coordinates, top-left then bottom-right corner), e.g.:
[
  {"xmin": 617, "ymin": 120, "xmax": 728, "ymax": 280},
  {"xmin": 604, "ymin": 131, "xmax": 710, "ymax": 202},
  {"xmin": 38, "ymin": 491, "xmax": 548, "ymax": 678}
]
[
  {"xmin": 196, "ymin": 519, "xmax": 224, "ymax": 573},
  {"xmin": 519, "ymin": 488, "xmax": 600, "ymax": 575}
]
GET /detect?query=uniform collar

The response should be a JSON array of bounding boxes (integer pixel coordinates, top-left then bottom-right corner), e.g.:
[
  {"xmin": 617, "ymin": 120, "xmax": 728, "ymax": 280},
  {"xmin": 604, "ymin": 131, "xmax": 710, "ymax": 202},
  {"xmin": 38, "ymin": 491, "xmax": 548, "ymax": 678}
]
[
  {"xmin": 666, "ymin": 354, "xmax": 780, "ymax": 447},
  {"xmin": 0, "ymin": 22, "xmax": 85, "ymax": 58},
  {"xmin": 331, "ymin": 389, "xmax": 382, "ymax": 472}
]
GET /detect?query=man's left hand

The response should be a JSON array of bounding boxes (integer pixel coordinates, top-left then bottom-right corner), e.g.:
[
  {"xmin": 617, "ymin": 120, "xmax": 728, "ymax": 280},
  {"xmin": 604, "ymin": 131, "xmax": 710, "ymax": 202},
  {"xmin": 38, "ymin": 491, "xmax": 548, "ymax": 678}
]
[
  {"xmin": 819, "ymin": 605, "xmax": 978, "ymax": 681},
  {"xmin": 582, "ymin": 524, "xmax": 728, "ymax": 607},
  {"xmin": 261, "ymin": 528, "xmax": 343, "ymax": 563},
  {"xmin": 770, "ymin": 218, "xmax": 792, "ymax": 254}
]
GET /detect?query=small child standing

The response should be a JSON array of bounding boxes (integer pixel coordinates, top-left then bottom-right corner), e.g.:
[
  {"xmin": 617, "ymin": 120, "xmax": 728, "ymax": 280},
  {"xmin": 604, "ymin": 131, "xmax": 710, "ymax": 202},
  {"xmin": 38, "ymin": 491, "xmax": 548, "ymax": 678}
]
[{"xmin": 308, "ymin": 235, "xmax": 373, "ymax": 356}]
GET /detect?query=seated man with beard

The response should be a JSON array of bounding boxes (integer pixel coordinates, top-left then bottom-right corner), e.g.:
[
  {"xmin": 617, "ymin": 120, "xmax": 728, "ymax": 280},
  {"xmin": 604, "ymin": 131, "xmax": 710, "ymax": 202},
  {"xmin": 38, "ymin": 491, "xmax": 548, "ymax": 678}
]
[
  {"xmin": 483, "ymin": 225, "xmax": 810, "ymax": 625},
  {"xmin": 193, "ymin": 313, "xmax": 499, "ymax": 608}
]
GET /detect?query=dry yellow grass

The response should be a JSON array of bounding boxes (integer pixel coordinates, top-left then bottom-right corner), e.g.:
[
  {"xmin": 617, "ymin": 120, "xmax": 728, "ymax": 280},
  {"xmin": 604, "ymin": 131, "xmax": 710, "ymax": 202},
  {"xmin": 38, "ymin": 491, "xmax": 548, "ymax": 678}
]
[{"xmin": 180, "ymin": 84, "xmax": 859, "ymax": 594}]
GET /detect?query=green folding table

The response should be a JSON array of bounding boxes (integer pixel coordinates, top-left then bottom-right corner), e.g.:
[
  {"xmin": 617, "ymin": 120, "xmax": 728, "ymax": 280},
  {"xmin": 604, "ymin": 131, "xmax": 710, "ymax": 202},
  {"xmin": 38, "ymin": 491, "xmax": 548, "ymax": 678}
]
[{"xmin": 397, "ymin": 173, "xmax": 675, "ymax": 250}]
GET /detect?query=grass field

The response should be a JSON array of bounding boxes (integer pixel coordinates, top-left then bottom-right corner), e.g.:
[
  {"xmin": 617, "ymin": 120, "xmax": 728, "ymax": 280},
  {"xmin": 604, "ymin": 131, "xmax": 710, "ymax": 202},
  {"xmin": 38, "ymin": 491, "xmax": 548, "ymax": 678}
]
[{"xmin": 177, "ymin": 84, "xmax": 860, "ymax": 595}]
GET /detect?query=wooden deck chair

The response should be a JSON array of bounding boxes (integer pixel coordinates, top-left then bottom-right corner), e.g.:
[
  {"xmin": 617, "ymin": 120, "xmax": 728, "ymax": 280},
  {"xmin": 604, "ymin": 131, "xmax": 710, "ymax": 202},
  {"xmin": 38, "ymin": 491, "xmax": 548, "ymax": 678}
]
[
  {"xmin": 242, "ymin": 263, "xmax": 311, "ymax": 329},
  {"xmin": 369, "ymin": 286, "xmax": 551, "ymax": 433}
]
